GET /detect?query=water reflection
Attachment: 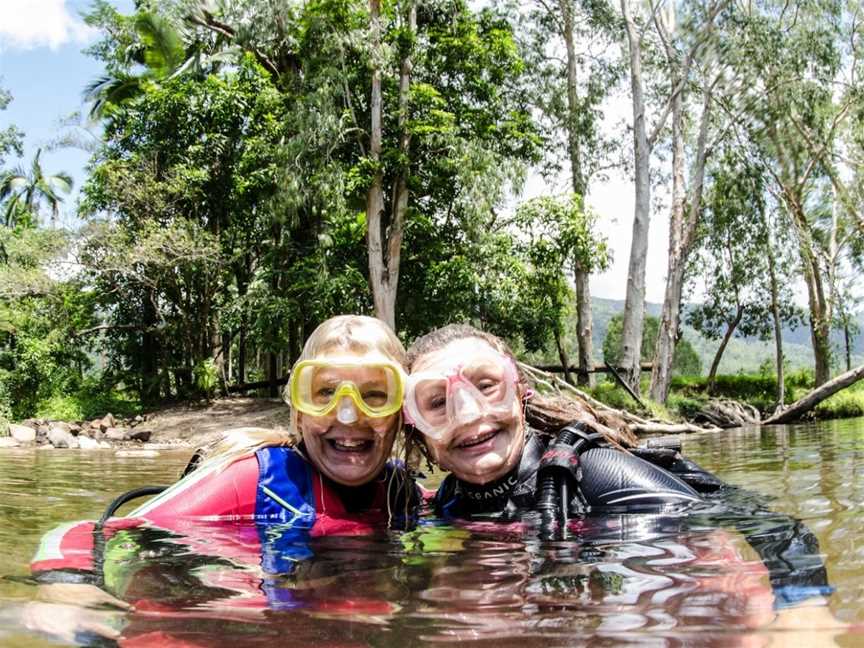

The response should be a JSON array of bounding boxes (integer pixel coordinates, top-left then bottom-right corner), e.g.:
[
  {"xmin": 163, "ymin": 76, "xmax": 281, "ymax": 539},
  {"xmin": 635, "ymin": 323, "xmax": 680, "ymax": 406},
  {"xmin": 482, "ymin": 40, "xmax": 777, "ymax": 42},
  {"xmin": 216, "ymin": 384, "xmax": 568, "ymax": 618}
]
[{"xmin": 1, "ymin": 420, "xmax": 863, "ymax": 645}]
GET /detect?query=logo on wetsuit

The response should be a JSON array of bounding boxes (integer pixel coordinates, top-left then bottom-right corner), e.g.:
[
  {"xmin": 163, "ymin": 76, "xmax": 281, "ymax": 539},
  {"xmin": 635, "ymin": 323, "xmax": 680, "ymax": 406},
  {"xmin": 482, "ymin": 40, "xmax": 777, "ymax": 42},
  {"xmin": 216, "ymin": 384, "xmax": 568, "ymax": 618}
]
[{"xmin": 463, "ymin": 473, "xmax": 520, "ymax": 501}]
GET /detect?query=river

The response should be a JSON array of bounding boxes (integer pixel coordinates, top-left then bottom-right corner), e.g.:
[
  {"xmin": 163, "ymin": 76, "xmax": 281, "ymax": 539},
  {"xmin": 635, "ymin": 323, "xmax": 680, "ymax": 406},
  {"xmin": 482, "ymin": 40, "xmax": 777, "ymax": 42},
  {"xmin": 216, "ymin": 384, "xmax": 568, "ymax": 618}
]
[{"xmin": 0, "ymin": 418, "xmax": 862, "ymax": 646}]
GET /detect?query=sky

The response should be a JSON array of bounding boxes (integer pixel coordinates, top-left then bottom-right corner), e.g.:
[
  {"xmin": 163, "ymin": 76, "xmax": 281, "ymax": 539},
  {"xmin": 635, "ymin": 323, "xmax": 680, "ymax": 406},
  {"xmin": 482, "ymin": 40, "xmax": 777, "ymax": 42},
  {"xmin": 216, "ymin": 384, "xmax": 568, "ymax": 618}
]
[{"xmin": 0, "ymin": 0, "xmax": 673, "ymax": 303}]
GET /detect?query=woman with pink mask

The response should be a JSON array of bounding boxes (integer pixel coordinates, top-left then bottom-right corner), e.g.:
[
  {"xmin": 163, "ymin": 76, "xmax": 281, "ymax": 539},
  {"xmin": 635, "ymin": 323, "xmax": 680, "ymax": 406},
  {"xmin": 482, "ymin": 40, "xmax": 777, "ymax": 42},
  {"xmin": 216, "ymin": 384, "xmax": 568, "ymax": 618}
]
[{"xmin": 403, "ymin": 323, "xmax": 835, "ymax": 616}]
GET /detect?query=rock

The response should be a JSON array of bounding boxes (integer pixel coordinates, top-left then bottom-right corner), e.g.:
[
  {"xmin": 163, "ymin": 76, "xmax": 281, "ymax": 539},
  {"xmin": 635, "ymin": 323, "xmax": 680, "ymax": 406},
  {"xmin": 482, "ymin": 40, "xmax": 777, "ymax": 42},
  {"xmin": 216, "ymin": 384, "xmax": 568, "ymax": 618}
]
[
  {"xmin": 100, "ymin": 413, "xmax": 116, "ymax": 431},
  {"xmin": 105, "ymin": 427, "xmax": 131, "ymax": 441},
  {"xmin": 8, "ymin": 424, "xmax": 36, "ymax": 444},
  {"xmin": 115, "ymin": 449, "xmax": 159, "ymax": 458},
  {"xmin": 48, "ymin": 428, "xmax": 75, "ymax": 449},
  {"xmin": 69, "ymin": 423, "xmax": 82, "ymax": 436},
  {"xmin": 77, "ymin": 436, "xmax": 101, "ymax": 450},
  {"xmin": 89, "ymin": 419, "xmax": 102, "ymax": 431},
  {"xmin": 49, "ymin": 421, "xmax": 72, "ymax": 435},
  {"xmin": 99, "ymin": 441, "xmax": 112, "ymax": 449},
  {"xmin": 134, "ymin": 414, "xmax": 145, "ymax": 423},
  {"xmin": 129, "ymin": 428, "xmax": 152, "ymax": 443},
  {"xmin": 0, "ymin": 437, "xmax": 21, "ymax": 448}
]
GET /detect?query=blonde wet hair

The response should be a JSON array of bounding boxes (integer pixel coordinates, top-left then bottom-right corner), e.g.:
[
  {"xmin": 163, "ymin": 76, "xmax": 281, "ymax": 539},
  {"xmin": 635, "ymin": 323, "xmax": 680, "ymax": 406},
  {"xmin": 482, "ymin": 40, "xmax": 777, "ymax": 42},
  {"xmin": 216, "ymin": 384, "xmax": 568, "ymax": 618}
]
[{"xmin": 197, "ymin": 315, "xmax": 407, "ymax": 468}]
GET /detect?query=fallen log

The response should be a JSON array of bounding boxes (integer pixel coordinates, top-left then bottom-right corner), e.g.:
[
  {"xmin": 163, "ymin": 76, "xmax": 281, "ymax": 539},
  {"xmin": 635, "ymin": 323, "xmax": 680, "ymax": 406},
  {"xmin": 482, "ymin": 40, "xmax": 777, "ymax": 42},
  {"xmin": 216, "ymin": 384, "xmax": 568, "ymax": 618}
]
[
  {"xmin": 763, "ymin": 363, "xmax": 864, "ymax": 425},
  {"xmin": 519, "ymin": 363, "xmax": 722, "ymax": 437}
]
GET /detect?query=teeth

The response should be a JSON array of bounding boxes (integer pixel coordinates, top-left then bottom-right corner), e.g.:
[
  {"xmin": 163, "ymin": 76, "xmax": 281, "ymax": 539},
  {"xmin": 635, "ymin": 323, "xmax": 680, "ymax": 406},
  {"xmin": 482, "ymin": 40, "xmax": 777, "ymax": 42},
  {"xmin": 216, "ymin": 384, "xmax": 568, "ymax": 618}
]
[
  {"xmin": 332, "ymin": 439, "xmax": 370, "ymax": 450},
  {"xmin": 457, "ymin": 430, "xmax": 497, "ymax": 448}
]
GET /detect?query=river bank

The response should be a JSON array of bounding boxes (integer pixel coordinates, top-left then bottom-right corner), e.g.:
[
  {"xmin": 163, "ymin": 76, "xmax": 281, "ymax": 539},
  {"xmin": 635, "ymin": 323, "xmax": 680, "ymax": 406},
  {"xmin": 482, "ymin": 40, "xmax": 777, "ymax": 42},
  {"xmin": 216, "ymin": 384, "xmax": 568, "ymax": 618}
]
[{"xmin": 0, "ymin": 397, "xmax": 292, "ymax": 451}]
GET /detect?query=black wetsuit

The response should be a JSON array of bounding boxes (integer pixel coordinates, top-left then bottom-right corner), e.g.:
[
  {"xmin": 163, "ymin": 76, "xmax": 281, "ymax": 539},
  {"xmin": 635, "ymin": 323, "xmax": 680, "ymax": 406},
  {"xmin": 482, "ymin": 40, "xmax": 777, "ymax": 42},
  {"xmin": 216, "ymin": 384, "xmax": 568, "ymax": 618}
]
[
  {"xmin": 434, "ymin": 432, "xmax": 706, "ymax": 519},
  {"xmin": 433, "ymin": 428, "xmax": 833, "ymax": 607}
]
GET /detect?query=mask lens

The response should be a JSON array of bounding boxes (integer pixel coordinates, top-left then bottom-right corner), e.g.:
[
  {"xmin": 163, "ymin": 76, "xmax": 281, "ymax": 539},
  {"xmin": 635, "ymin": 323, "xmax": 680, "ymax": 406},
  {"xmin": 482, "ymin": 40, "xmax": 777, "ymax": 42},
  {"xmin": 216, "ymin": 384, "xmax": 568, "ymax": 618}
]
[
  {"xmin": 461, "ymin": 358, "xmax": 509, "ymax": 404},
  {"xmin": 412, "ymin": 377, "xmax": 449, "ymax": 427},
  {"xmin": 291, "ymin": 360, "xmax": 403, "ymax": 417},
  {"xmin": 405, "ymin": 352, "xmax": 517, "ymax": 439}
]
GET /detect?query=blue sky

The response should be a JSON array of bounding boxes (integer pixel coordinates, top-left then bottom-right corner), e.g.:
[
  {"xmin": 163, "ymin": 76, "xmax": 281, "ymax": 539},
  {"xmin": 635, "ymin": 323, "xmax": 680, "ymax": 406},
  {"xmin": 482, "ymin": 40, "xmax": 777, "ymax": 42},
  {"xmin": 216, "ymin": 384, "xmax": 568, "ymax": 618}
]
[{"xmin": 0, "ymin": 0, "xmax": 132, "ymax": 227}]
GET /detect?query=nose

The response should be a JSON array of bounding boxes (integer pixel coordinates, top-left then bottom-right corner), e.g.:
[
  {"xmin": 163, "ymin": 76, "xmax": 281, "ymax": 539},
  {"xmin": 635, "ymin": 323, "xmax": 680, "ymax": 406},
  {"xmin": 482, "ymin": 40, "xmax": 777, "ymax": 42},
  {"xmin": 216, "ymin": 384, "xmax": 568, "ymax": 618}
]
[
  {"xmin": 450, "ymin": 384, "xmax": 483, "ymax": 425},
  {"xmin": 336, "ymin": 396, "xmax": 359, "ymax": 424}
]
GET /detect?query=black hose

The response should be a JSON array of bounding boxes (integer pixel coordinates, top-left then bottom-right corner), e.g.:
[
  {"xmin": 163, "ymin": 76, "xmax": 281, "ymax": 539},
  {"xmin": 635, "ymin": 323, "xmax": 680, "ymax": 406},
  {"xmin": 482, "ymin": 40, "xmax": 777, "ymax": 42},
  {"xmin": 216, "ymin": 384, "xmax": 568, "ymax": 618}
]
[{"xmin": 92, "ymin": 485, "xmax": 167, "ymax": 589}]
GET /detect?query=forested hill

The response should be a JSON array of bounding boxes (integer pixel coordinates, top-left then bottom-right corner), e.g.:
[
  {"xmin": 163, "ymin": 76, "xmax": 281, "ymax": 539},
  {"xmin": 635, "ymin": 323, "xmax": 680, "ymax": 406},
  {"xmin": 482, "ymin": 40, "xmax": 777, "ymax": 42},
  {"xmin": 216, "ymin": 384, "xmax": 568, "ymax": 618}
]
[{"xmin": 588, "ymin": 297, "xmax": 864, "ymax": 374}]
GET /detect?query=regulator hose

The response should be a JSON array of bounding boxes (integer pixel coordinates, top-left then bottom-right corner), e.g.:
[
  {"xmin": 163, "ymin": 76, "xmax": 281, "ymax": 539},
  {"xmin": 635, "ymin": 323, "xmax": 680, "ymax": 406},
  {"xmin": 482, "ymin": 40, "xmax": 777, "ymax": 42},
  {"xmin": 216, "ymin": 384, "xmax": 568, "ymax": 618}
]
[
  {"xmin": 92, "ymin": 485, "xmax": 167, "ymax": 589},
  {"xmin": 537, "ymin": 423, "xmax": 595, "ymax": 539}
]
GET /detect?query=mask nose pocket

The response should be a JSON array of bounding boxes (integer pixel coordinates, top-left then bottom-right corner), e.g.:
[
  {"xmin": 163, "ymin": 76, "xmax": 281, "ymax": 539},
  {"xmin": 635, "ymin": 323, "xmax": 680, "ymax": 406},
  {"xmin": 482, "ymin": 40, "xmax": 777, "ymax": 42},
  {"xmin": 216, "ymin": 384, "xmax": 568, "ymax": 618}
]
[
  {"xmin": 336, "ymin": 396, "xmax": 359, "ymax": 424},
  {"xmin": 450, "ymin": 385, "xmax": 483, "ymax": 425}
]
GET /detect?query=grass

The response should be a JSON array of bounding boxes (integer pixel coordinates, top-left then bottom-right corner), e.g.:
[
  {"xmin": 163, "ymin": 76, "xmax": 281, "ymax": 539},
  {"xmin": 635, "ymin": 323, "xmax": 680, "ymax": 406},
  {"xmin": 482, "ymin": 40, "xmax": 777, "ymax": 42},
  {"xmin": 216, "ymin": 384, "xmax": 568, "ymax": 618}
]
[{"xmin": 587, "ymin": 369, "xmax": 864, "ymax": 423}]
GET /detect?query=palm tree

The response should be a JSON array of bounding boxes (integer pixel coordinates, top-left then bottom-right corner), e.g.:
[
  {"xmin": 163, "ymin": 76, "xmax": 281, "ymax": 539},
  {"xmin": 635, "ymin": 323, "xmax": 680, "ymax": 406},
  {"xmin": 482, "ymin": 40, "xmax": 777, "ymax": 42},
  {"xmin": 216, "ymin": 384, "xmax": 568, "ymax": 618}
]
[
  {"xmin": 0, "ymin": 149, "xmax": 73, "ymax": 227},
  {"xmin": 85, "ymin": 11, "xmax": 188, "ymax": 119}
]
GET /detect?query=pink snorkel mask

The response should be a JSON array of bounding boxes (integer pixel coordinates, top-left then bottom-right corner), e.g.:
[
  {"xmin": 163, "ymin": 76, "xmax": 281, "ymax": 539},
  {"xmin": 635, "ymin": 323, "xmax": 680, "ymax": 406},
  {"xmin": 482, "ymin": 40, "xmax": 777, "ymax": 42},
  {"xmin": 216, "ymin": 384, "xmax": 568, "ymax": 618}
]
[{"xmin": 404, "ymin": 350, "xmax": 519, "ymax": 442}]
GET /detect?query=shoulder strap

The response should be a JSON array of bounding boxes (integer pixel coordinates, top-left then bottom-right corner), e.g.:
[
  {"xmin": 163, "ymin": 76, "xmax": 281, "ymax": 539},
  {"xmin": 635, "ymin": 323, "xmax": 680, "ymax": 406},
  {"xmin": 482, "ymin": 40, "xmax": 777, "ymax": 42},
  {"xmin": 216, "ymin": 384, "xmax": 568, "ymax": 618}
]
[{"xmin": 255, "ymin": 446, "xmax": 317, "ymax": 527}]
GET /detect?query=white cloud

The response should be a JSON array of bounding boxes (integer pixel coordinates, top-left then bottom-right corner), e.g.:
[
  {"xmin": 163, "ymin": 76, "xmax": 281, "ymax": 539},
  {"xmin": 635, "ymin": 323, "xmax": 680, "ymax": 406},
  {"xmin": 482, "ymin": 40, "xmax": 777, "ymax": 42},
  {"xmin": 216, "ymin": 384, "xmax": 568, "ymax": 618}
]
[{"xmin": 0, "ymin": 0, "xmax": 96, "ymax": 51}]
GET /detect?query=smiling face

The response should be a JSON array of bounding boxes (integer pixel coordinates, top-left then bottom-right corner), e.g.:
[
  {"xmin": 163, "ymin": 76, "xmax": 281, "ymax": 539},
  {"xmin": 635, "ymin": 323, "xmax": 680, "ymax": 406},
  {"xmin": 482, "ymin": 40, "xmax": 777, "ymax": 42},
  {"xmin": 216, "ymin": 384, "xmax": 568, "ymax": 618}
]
[
  {"xmin": 297, "ymin": 355, "xmax": 400, "ymax": 486},
  {"xmin": 409, "ymin": 338, "xmax": 526, "ymax": 485}
]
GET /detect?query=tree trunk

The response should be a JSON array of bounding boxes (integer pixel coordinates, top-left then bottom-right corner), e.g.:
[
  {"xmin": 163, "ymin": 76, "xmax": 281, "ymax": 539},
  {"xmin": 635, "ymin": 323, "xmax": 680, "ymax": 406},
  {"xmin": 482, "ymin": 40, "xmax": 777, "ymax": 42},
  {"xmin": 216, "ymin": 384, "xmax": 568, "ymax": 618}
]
[
  {"xmin": 619, "ymin": 0, "xmax": 651, "ymax": 393},
  {"xmin": 764, "ymin": 363, "xmax": 864, "ymax": 425},
  {"xmin": 574, "ymin": 269, "xmax": 594, "ymax": 387},
  {"xmin": 785, "ymin": 199, "xmax": 832, "ymax": 385},
  {"xmin": 764, "ymin": 210, "xmax": 785, "ymax": 407},
  {"xmin": 650, "ymin": 85, "xmax": 712, "ymax": 403},
  {"xmin": 268, "ymin": 351, "xmax": 278, "ymax": 398},
  {"xmin": 140, "ymin": 289, "xmax": 160, "ymax": 403},
  {"xmin": 366, "ymin": 0, "xmax": 414, "ymax": 331},
  {"xmin": 707, "ymin": 304, "xmax": 744, "ymax": 392},
  {"xmin": 238, "ymin": 317, "xmax": 247, "ymax": 385},
  {"xmin": 554, "ymin": 328, "xmax": 573, "ymax": 385},
  {"xmin": 845, "ymin": 321, "xmax": 852, "ymax": 372},
  {"xmin": 560, "ymin": 0, "xmax": 594, "ymax": 388}
]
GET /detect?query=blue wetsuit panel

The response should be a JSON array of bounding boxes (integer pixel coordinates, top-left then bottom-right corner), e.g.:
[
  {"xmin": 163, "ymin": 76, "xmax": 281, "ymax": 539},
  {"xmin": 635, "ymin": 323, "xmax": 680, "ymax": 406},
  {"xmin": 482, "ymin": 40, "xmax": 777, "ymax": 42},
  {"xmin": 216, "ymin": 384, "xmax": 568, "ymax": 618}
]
[{"xmin": 255, "ymin": 446, "xmax": 317, "ymax": 527}]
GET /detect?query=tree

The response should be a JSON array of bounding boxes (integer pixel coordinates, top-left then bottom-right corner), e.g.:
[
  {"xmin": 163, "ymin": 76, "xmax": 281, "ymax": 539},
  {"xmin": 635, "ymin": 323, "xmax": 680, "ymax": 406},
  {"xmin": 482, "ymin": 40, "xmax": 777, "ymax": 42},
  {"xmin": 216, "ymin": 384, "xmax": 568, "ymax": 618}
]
[
  {"xmin": 603, "ymin": 313, "xmax": 701, "ymax": 377},
  {"xmin": 0, "ymin": 83, "xmax": 23, "ymax": 169},
  {"xmin": 513, "ymin": 194, "xmax": 610, "ymax": 383},
  {"xmin": 686, "ymin": 149, "xmax": 802, "ymax": 396},
  {"xmin": 517, "ymin": 0, "xmax": 622, "ymax": 386},
  {"xmin": 0, "ymin": 149, "xmax": 73, "ymax": 227},
  {"xmin": 618, "ymin": 0, "xmax": 727, "ymax": 395},
  {"xmin": 731, "ymin": 0, "xmax": 864, "ymax": 386}
]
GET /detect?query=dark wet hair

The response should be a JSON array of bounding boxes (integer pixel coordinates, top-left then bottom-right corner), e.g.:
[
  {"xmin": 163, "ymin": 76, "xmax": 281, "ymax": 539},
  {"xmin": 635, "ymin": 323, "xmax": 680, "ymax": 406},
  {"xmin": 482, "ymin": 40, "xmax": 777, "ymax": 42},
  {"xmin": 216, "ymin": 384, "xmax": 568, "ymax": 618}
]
[{"xmin": 406, "ymin": 323, "xmax": 637, "ymax": 449}]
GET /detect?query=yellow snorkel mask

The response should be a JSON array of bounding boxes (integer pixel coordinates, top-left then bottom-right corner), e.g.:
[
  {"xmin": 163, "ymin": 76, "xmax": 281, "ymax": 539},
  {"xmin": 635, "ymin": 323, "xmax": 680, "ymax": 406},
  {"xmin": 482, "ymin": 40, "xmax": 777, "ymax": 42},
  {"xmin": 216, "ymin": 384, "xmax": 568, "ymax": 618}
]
[{"xmin": 289, "ymin": 357, "xmax": 406, "ymax": 423}]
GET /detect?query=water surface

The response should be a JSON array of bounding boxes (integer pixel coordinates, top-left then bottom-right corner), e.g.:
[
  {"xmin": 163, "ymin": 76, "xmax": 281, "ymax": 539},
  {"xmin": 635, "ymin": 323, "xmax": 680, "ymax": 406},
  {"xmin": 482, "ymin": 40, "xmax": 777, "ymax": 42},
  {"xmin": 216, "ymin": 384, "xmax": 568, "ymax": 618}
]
[{"xmin": 1, "ymin": 419, "xmax": 862, "ymax": 646}]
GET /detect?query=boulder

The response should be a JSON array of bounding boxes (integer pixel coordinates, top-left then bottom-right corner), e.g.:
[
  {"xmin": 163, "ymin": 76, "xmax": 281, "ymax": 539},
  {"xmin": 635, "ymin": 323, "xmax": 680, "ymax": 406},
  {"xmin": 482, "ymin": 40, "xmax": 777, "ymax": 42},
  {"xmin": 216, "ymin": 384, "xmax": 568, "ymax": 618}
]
[
  {"xmin": 100, "ymin": 413, "xmax": 116, "ymax": 431},
  {"xmin": 89, "ymin": 419, "xmax": 102, "ymax": 431},
  {"xmin": 77, "ymin": 435, "xmax": 101, "ymax": 450},
  {"xmin": 134, "ymin": 414, "xmax": 145, "ymax": 424},
  {"xmin": 49, "ymin": 421, "xmax": 72, "ymax": 434},
  {"xmin": 105, "ymin": 427, "xmax": 131, "ymax": 442},
  {"xmin": 0, "ymin": 437, "xmax": 21, "ymax": 448},
  {"xmin": 9, "ymin": 424, "xmax": 36, "ymax": 444},
  {"xmin": 129, "ymin": 428, "xmax": 152, "ymax": 443},
  {"xmin": 69, "ymin": 423, "xmax": 82, "ymax": 436},
  {"xmin": 48, "ymin": 428, "xmax": 75, "ymax": 449}
]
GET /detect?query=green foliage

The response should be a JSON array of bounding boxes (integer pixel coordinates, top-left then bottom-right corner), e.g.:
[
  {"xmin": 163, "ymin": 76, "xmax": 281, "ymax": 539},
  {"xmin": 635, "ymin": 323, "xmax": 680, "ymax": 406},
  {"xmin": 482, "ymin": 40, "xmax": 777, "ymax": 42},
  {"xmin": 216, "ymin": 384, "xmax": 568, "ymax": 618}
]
[
  {"xmin": 603, "ymin": 314, "xmax": 702, "ymax": 377},
  {"xmin": 193, "ymin": 359, "xmax": 219, "ymax": 399},
  {"xmin": 0, "ymin": 82, "xmax": 24, "ymax": 169},
  {"xmin": 35, "ymin": 379, "xmax": 141, "ymax": 421}
]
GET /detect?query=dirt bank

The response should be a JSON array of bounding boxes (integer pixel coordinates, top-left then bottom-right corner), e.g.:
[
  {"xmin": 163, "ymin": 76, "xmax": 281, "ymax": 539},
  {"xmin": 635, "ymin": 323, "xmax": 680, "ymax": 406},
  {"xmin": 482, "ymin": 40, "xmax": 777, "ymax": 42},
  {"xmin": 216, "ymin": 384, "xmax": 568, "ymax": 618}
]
[{"xmin": 144, "ymin": 397, "xmax": 293, "ymax": 448}]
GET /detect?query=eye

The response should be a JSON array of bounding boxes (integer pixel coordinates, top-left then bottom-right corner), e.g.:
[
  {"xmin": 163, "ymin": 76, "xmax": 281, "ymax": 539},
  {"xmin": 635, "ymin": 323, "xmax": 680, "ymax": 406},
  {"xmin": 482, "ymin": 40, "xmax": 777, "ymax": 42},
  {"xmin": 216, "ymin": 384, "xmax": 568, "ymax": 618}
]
[
  {"xmin": 362, "ymin": 389, "xmax": 388, "ymax": 405},
  {"xmin": 315, "ymin": 386, "xmax": 336, "ymax": 399},
  {"xmin": 425, "ymin": 395, "xmax": 446, "ymax": 411},
  {"xmin": 476, "ymin": 379, "xmax": 499, "ymax": 393}
]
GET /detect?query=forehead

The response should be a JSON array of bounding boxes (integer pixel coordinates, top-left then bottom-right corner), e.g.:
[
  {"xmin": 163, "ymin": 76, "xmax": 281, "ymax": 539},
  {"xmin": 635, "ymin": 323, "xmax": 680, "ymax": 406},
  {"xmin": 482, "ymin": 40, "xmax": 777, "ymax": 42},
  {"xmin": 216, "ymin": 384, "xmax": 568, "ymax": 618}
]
[{"xmin": 412, "ymin": 337, "xmax": 504, "ymax": 373}]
